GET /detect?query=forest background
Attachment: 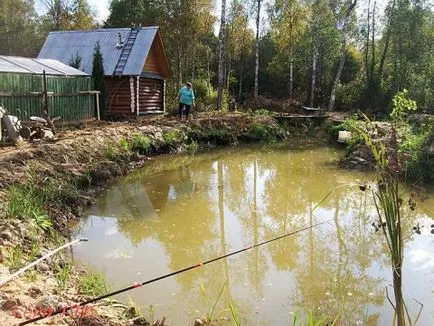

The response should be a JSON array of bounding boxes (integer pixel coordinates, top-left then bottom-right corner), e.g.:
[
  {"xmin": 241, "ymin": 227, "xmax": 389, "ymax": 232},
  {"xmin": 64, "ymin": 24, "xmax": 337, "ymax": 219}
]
[{"xmin": 0, "ymin": 0, "xmax": 432, "ymax": 113}]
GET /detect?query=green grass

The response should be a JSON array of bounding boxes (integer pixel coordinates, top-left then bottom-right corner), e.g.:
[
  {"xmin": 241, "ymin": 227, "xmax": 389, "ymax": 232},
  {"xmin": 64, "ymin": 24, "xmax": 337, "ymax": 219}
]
[
  {"xmin": 5, "ymin": 246, "xmax": 25, "ymax": 272},
  {"xmin": 79, "ymin": 272, "xmax": 110, "ymax": 297},
  {"xmin": 56, "ymin": 264, "xmax": 72, "ymax": 290},
  {"xmin": 228, "ymin": 301, "xmax": 241, "ymax": 326},
  {"xmin": 200, "ymin": 281, "xmax": 227, "ymax": 323},
  {"xmin": 6, "ymin": 181, "xmax": 54, "ymax": 230}
]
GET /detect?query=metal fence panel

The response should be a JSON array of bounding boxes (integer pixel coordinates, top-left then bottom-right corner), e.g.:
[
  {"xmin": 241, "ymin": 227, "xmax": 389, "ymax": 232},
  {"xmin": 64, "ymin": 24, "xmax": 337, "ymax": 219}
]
[{"xmin": 0, "ymin": 73, "xmax": 95, "ymax": 123}]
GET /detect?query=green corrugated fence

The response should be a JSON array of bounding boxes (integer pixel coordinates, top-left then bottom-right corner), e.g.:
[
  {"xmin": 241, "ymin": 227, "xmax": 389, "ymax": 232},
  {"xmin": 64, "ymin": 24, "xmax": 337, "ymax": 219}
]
[{"xmin": 0, "ymin": 73, "xmax": 96, "ymax": 124}]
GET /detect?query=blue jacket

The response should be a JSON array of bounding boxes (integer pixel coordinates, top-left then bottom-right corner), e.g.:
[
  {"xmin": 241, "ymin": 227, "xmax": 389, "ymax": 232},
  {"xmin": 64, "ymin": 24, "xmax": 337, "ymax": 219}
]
[{"xmin": 178, "ymin": 86, "xmax": 195, "ymax": 105}]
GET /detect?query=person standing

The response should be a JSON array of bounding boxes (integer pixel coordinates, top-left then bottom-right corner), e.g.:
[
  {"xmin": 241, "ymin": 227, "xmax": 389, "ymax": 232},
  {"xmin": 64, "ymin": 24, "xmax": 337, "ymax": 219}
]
[{"xmin": 177, "ymin": 82, "xmax": 195, "ymax": 121}]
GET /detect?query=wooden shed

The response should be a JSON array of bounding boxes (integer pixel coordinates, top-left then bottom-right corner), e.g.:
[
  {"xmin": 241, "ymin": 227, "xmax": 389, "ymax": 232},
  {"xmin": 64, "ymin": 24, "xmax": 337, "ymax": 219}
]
[{"xmin": 38, "ymin": 27, "xmax": 170, "ymax": 117}]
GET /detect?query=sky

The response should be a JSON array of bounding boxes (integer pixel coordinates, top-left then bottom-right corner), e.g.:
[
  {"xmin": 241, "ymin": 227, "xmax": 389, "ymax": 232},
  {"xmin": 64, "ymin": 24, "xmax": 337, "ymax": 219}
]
[{"xmin": 88, "ymin": 0, "xmax": 110, "ymax": 23}]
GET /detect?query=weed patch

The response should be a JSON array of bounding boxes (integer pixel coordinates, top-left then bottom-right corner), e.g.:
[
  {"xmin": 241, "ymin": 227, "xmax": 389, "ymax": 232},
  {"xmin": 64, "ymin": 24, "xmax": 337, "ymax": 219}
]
[
  {"xmin": 163, "ymin": 129, "xmax": 183, "ymax": 146},
  {"xmin": 206, "ymin": 128, "xmax": 233, "ymax": 145},
  {"xmin": 56, "ymin": 264, "xmax": 72, "ymax": 290},
  {"xmin": 249, "ymin": 124, "xmax": 276, "ymax": 142},
  {"xmin": 184, "ymin": 140, "xmax": 199, "ymax": 154},
  {"xmin": 131, "ymin": 134, "xmax": 152, "ymax": 155},
  {"xmin": 79, "ymin": 272, "xmax": 109, "ymax": 297}
]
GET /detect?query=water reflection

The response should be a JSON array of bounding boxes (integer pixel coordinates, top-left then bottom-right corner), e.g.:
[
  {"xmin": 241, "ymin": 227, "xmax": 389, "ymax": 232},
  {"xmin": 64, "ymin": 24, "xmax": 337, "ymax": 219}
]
[{"xmin": 72, "ymin": 142, "xmax": 434, "ymax": 325}]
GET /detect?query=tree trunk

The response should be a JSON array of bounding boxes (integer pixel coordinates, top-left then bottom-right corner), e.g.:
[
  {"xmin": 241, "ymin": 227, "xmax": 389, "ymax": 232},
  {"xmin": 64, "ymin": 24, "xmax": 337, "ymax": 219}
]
[
  {"xmin": 217, "ymin": 0, "xmax": 227, "ymax": 110},
  {"xmin": 289, "ymin": 51, "xmax": 294, "ymax": 98},
  {"xmin": 254, "ymin": 0, "xmax": 261, "ymax": 100},
  {"xmin": 226, "ymin": 59, "xmax": 231, "ymax": 91},
  {"xmin": 177, "ymin": 42, "xmax": 182, "ymax": 89},
  {"xmin": 328, "ymin": 1, "xmax": 357, "ymax": 111},
  {"xmin": 310, "ymin": 51, "xmax": 317, "ymax": 107},
  {"xmin": 207, "ymin": 48, "xmax": 211, "ymax": 97},
  {"xmin": 239, "ymin": 66, "xmax": 243, "ymax": 101}
]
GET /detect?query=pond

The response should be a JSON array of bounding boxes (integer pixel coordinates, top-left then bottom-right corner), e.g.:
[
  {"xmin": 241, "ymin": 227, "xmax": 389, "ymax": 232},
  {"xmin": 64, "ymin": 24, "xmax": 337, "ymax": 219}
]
[{"xmin": 71, "ymin": 141, "xmax": 434, "ymax": 325}]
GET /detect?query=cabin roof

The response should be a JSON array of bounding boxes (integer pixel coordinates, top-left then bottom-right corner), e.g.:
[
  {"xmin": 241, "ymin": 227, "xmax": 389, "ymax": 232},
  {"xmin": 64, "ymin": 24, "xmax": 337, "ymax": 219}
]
[
  {"xmin": 37, "ymin": 27, "xmax": 169, "ymax": 78},
  {"xmin": 0, "ymin": 55, "xmax": 89, "ymax": 76}
]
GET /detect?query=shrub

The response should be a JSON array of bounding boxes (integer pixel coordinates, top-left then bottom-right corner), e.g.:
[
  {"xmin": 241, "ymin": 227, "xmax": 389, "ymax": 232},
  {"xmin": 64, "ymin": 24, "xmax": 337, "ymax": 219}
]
[
  {"xmin": 131, "ymin": 134, "xmax": 152, "ymax": 155},
  {"xmin": 192, "ymin": 78, "xmax": 217, "ymax": 111},
  {"xmin": 249, "ymin": 123, "xmax": 277, "ymax": 142},
  {"xmin": 119, "ymin": 137, "xmax": 131, "ymax": 152},
  {"xmin": 390, "ymin": 89, "xmax": 417, "ymax": 122},
  {"xmin": 163, "ymin": 129, "xmax": 183, "ymax": 146},
  {"xmin": 184, "ymin": 140, "xmax": 199, "ymax": 154},
  {"xmin": 206, "ymin": 128, "xmax": 233, "ymax": 145}
]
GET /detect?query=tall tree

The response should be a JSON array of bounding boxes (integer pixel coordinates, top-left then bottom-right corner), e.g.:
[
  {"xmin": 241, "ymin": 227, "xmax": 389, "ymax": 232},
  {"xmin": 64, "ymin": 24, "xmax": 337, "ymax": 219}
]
[
  {"xmin": 70, "ymin": 0, "xmax": 95, "ymax": 29},
  {"xmin": 226, "ymin": 0, "xmax": 252, "ymax": 97},
  {"xmin": 40, "ymin": 0, "xmax": 95, "ymax": 31},
  {"xmin": 328, "ymin": 0, "xmax": 357, "ymax": 111},
  {"xmin": 254, "ymin": 0, "xmax": 261, "ymax": 100},
  {"xmin": 0, "ymin": 0, "xmax": 41, "ymax": 56},
  {"xmin": 270, "ymin": 0, "xmax": 307, "ymax": 98},
  {"xmin": 217, "ymin": 0, "xmax": 227, "ymax": 110},
  {"xmin": 92, "ymin": 42, "xmax": 106, "ymax": 116}
]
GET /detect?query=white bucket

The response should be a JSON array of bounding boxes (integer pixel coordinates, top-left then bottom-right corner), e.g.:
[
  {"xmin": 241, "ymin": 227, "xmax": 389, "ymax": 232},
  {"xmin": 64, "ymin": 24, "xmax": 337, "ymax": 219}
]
[{"xmin": 338, "ymin": 131, "xmax": 352, "ymax": 143}]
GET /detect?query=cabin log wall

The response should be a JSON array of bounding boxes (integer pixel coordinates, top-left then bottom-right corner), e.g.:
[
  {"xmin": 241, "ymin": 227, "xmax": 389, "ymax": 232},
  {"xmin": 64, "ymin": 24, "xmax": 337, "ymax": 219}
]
[
  {"xmin": 105, "ymin": 77, "xmax": 132, "ymax": 115},
  {"xmin": 137, "ymin": 78, "xmax": 164, "ymax": 113}
]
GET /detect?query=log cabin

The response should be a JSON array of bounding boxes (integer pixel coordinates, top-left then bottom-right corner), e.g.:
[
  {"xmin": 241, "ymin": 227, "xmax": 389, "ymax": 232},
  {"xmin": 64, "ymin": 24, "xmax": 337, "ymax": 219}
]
[{"xmin": 38, "ymin": 27, "xmax": 170, "ymax": 118}]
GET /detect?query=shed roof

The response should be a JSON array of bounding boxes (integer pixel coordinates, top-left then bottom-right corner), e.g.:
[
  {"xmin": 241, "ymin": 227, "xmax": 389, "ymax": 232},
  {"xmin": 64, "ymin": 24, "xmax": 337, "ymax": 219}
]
[
  {"xmin": 38, "ymin": 27, "xmax": 169, "ymax": 78},
  {"xmin": 0, "ymin": 55, "xmax": 89, "ymax": 76}
]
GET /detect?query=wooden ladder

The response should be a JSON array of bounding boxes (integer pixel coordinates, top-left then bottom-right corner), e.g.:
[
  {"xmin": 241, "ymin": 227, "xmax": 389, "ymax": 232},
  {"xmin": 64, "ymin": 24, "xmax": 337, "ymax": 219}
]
[{"xmin": 113, "ymin": 29, "xmax": 139, "ymax": 76}]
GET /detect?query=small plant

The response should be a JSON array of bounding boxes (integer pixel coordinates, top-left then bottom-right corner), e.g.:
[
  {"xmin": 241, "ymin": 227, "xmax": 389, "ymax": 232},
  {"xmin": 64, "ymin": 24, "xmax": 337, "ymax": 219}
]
[
  {"xmin": 390, "ymin": 89, "xmax": 417, "ymax": 122},
  {"xmin": 32, "ymin": 212, "xmax": 52, "ymax": 231},
  {"xmin": 119, "ymin": 137, "xmax": 131, "ymax": 152},
  {"xmin": 291, "ymin": 310, "xmax": 337, "ymax": 326},
  {"xmin": 163, "ymin": 129, "xmax": 182, "ymax": 146},
  {"xmin": 200, "ymin": 281, "xmax": 227, "ymax": 323},
  {"xmin": 79, "ymin": 272, "xmax": 109, "ymax": 296},
  {"xmin": 228, "ymin": 301, "xmax": 241, "ymax": 326},
  {"xmin": 28, "ymin": 241, "xmax": 41, "ymax": 262},
  {"xmin": 5, "ymin": 246, "xmax": 24, "ymax": 272},
  {"xmin": 56, "ymin": 264, "xmax": 72, "ymax": 289},
  {"xmin": 24, "ymin": 270, "xmax": 38, "ymax": 282},
  {"xmin": 106, "ymin": 142, "xmax": 117, "ymax": 160},
  {"xmin": 131, "ymin": 134, "xmax": 152, "ymax": 155},
  {"xmin": 184, "ymin": 140, "xmax": 199, "ymax": 154}
]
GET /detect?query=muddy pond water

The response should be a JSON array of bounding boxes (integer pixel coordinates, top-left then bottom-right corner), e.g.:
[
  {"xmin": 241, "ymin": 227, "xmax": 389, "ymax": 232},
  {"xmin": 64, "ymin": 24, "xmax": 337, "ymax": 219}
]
[{"xmin": 71, "ymin": 141, "xmax": 434, "ymax": 325}]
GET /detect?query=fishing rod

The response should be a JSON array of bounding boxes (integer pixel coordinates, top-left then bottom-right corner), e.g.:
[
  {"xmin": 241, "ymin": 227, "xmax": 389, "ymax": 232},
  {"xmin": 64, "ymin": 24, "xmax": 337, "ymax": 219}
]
[
  {"xmin": 0, "ymin": 238, "xmax": 88, "ymax": 289},
  {"xmin": 19, "ymin": 220, "xmax": 331, "ymax": 325}
]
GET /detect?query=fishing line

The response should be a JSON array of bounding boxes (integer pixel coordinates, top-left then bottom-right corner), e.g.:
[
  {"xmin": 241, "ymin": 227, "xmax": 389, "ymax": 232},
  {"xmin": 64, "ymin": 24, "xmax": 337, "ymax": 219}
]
[{"xmin": 19, "ymin": 219, "xmax": 332, "ymax": 325}]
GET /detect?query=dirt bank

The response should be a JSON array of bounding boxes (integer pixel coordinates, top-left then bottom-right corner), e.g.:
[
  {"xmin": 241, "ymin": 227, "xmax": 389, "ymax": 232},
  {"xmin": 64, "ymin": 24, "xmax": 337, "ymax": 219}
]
[{"xmin": 0, "ymin": 112, "xmax": 289, "ymax": 325}]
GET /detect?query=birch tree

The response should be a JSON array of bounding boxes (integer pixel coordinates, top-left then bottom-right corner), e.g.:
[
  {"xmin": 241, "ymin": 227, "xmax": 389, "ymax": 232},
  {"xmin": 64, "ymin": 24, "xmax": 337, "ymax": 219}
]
[
  {"xmin": 253, "ymin": 0, "xmax": 261, "ymax": 100},
  {"xmin": 328, "ymin": 0, "xmax": 357, "ymax": 111},
  {"xmin": 217, "ymin": 0, "xmax": 227, "ymax": 110}
]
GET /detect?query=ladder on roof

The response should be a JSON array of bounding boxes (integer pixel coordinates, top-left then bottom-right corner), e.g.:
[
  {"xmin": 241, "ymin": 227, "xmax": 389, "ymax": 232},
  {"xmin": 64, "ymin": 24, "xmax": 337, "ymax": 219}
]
[{"xmin": 113, "ymin": 29, "xmax": 139, "ymax": 76}]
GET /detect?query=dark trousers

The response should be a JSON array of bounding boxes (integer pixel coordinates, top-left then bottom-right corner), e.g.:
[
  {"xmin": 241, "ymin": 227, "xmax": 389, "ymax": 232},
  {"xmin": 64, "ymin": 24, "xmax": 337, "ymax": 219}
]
[{"xmin": 178, "ymin": 102, "xmax": 191, "ymax": 118}]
